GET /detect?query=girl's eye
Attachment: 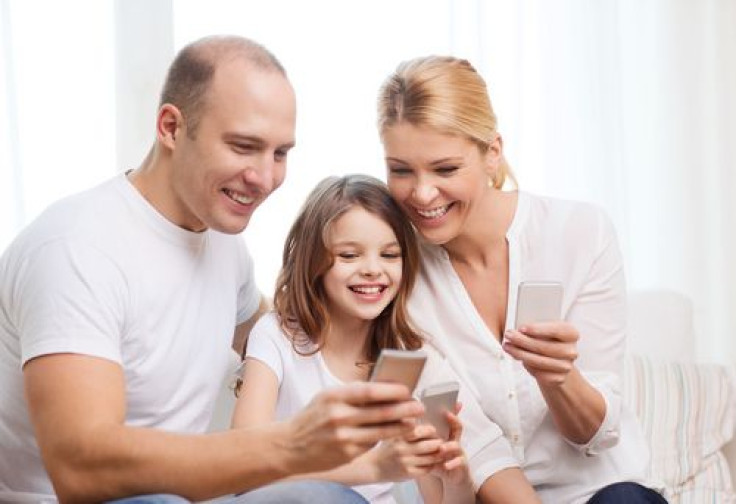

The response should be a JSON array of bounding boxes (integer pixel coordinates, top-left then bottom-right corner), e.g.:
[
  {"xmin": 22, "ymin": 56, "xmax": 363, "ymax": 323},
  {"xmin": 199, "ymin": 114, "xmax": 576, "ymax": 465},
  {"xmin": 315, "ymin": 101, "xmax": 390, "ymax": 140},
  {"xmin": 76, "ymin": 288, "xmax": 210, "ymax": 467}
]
[
  {"xmin": 381, "ymin": 250, "xmax": 402, "ymax": 259},
  {"xmin": 338, "ymin": 252, "xmax": 358, "ymax": 259}
]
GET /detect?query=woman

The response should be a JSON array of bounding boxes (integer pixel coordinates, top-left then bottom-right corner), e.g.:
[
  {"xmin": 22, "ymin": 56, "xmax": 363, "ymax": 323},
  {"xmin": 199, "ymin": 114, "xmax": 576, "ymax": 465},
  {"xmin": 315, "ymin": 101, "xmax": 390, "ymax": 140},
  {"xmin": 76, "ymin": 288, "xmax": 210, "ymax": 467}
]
[{"xmin": 376, "ymin": 56, "xmax": 666, "ymax": 504}]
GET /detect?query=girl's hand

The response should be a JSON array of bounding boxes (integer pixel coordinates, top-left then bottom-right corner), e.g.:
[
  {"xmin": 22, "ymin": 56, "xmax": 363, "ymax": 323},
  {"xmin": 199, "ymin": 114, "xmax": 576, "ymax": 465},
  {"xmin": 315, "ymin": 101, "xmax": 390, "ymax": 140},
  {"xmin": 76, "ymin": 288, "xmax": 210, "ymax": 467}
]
[
  {"xmin": 431, "ymin": 408, "xmax": 472, "ymax": 488},
  {"xmin": 370, "ymin": 423, "xmax": 445, "ymax": 482},
  {"xmin": 502, "ymin": 321, "xmax": 580, "ymax": 388}
]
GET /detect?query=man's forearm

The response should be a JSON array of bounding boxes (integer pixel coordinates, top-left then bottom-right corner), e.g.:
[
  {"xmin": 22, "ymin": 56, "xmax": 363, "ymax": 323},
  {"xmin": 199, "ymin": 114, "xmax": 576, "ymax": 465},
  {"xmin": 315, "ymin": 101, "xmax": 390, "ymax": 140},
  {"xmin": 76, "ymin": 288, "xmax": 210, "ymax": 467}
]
[{"xmin": 49, "ymin": 423, "xmax": 296, "ymax": 502}]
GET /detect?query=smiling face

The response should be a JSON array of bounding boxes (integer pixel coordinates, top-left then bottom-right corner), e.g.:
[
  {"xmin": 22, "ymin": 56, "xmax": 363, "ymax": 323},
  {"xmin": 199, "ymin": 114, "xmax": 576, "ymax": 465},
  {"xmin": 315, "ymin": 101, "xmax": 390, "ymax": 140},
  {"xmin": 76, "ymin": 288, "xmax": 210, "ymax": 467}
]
[
  {"xmin": 382, "ymin": 122, "xmax": 499, "ymax": 245},
  {"xmin": 157, "ymin": 58, "xmax": 296, "ymax": 233},
  {"xmin": 322, "ymin": 206, "xmax": 403, "ymax": 332}
]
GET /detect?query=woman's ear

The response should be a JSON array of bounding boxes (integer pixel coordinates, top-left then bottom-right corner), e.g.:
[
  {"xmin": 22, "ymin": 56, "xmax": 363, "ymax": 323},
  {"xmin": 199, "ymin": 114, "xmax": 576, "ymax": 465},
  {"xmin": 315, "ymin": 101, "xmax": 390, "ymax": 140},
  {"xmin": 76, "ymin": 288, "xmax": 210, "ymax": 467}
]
[
  {"xmin": 484, "ymin": 133, "xmax": 504, "ymax": 180},
  {"xmin": 156, "ymin": 104, "xmax": 184, "ymax": 150}
]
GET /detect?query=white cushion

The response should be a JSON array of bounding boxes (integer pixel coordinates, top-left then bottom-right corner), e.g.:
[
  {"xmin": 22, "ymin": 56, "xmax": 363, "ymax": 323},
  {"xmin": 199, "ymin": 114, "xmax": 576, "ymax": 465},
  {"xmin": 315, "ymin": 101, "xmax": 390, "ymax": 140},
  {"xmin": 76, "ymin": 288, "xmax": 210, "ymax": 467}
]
[{"xmin": 624, "ymin": 354, "xmax": 736, "ymax": 502}]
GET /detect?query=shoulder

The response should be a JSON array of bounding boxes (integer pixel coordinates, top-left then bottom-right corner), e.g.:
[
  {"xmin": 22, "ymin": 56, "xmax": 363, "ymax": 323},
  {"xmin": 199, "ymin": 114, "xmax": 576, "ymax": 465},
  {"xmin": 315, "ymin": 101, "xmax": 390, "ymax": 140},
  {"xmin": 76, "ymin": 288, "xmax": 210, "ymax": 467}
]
[
  {"xmin": 249, "ymin": 312, "xmax": 314, "ymax": 352},
  {"xmin": 250, "ymin": 312, "xmax": 287, "ymax": 344},
  {"xmin": 519, "ymin": 192, "xmax": 616, "ymax": 243},
  {"xmin": 7, "ymin": 177, "xmax": 121, "ymax": 251}
]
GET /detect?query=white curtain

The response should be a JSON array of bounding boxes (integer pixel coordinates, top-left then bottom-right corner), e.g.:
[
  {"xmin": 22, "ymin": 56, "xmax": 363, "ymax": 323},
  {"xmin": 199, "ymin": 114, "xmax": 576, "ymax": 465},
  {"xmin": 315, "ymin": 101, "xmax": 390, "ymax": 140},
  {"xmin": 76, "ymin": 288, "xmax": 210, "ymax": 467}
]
[{"xmin": 1, "ymin": 0, "xmax": 734, "ymax": 362}]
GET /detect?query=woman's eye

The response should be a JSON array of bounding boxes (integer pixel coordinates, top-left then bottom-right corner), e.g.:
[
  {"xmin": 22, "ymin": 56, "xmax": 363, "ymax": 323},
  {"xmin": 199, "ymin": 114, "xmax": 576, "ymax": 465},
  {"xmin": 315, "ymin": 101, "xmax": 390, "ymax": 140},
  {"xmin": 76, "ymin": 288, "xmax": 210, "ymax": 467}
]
[
  {"xmin": 436, "ymin": 166, "xmax": 458, "ymax": 175},
  {"xmin": 388, "ymin": 166, "xmax": 412, "ymax": 176}
]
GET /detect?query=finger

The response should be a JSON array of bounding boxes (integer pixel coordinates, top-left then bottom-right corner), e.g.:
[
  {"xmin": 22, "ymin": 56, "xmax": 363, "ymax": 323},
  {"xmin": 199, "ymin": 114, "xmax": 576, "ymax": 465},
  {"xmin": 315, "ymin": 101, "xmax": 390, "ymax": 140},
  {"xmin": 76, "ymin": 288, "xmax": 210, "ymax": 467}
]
[
  {"xmin": 503, "ymin": 332, "xmax": 577, "ymax": 362},
  {"xmin": 324, "ymin": 381, "xmax": 414, "ymax": 405},
  {"xmin": 404, "ymin": 423, "xmax": 438, "ymax": 442},
  {"xmin": 438, "ymin": 440, "xmax": 463, "ymax": 457},
  {"xmin": 340, "ymin": 400, "xmax": 425, "ymax": 427},
  {"xmin": 505, "ymin": 344, "xmax": 576, "ymax": 374},
  {"xmin": 340, "ymin": 421, "xmax": 418, "ymax": 448},
  {"xmin": 404, "ymin": 438, "xmax": 444, "ymax": 456},
  {"xmin": 444, "ymin": 412, "xmax": 463, "ymax": 441},
  {"xmin": 443, "ymin": 456, "xmax": 465, "ymax": 471},
  {"xmin": 516, "ymin": 321, "xmax": 578, "ymax": 342},
  {"xmin": 402, "ymin": 452, "xmax": 447, "ymax": 468}
]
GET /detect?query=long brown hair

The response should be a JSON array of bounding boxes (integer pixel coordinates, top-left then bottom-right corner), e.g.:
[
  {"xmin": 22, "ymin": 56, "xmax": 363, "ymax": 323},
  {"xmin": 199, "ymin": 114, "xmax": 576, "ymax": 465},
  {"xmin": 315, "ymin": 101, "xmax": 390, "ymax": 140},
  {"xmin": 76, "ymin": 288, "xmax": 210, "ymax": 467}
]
[{"xmin": 274, "ymin": 174, "xmax": 423, "ymax": 363}]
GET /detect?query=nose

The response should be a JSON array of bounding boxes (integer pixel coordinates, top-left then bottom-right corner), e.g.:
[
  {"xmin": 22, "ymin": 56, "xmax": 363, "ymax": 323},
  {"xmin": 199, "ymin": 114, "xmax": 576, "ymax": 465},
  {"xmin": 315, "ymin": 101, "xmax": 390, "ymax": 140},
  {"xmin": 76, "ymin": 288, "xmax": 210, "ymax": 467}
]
[
  {"xmin": 243, "ymin": 156, "xmax": 282, "ymax": 194},
  {"xmin": 411, "ymin": 178, "xmax": 439, "ymax": 205},
  {"xmin": 360, "ymin": 254, "xmax": 382, "ymax": 277}
]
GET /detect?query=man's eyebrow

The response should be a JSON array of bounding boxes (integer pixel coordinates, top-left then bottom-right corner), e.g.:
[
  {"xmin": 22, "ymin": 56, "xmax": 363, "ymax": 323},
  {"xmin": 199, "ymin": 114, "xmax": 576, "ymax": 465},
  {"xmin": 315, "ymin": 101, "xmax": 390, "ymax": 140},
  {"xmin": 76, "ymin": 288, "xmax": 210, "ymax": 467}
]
[{"xmin": 224, "ymin": 133, "xmax": 295, "ymax": 150}]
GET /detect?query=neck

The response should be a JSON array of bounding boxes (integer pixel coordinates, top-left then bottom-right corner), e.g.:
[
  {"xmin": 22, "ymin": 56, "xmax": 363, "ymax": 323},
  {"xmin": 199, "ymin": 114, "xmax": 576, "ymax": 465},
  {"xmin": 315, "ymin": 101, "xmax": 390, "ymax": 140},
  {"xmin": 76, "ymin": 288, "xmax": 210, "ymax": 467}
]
[
  {"xmin": 444, "ymin": 189, "xmax": 518, "ymax": 268},
  {"xmin": 322, "ymin": 316, "xmax": 372, "ymax": 365}
]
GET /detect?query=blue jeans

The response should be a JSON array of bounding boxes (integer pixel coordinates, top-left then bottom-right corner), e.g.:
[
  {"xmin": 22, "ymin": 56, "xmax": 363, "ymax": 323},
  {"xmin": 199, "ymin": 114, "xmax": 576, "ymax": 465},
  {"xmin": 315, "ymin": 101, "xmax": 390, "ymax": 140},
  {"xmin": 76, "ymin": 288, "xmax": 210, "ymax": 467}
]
[
  {"xmin": 587, "ymin": 482, "xmax": 668, "ymax": 503},
  {"xmin": 107, "ymin": 480, "xmax": 368, "ymax": 504}
]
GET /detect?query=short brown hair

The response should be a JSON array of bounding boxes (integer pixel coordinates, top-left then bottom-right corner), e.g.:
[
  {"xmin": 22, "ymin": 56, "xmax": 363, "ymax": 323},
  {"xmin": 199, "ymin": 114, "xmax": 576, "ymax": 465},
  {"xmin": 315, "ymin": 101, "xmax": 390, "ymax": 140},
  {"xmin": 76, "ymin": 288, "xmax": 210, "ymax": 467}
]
[
  {"xmin": 159, "ymin": 35, "xmax": 286, "ymax": 137},
  {"xmin": 378, "ymin": 55, "xmax": 516, "ymax": 189},
  {"xmin": 274, "ymin": 174, "xmax": 423, "ymax": 363}
]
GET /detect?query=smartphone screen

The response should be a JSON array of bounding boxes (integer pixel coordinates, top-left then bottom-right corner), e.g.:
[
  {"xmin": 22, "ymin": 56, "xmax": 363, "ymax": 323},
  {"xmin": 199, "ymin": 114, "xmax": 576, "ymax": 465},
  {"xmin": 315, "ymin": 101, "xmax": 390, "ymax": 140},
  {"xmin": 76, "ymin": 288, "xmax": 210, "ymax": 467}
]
[
  {"xmin": 514, "ymin": 281, "xmax": 563, "ymax": 328},
  {"xmin": 369, "ymin": 349, "xmax": 427, "ymax": 393},
  {"xmin": 420, "ymin": 381, "xmax": 460, "ymax": 440}
]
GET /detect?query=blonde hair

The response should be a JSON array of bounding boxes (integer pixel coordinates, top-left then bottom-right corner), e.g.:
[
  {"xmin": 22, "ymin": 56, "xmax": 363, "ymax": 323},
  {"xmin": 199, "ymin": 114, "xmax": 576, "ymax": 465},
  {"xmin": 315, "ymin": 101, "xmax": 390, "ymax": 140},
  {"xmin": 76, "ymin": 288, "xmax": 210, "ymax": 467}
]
[
  {"xmin": 274, "ymin": 175, "xmax": 423, "ymax": 363},
  {"xmin": 377, "ymin": 56, "xmax": 516, "ymax": 189}
]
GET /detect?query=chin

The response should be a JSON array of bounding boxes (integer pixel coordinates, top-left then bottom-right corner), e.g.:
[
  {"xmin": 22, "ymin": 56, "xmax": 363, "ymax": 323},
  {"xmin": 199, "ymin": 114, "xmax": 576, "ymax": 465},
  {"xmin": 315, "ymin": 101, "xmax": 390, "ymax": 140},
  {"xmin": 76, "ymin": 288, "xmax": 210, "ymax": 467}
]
[{"xmin": 210, "ymin": 218, "xmax": 251, "ymax": 235}]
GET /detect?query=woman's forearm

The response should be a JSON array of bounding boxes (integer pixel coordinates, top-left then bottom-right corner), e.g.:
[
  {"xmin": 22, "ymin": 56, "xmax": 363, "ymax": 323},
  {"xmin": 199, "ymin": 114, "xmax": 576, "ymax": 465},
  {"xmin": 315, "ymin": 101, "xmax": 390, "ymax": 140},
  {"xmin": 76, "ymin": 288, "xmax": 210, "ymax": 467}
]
[{"xmin": 539, "ymin": 367, "xmax": 606, "ymax": 444}]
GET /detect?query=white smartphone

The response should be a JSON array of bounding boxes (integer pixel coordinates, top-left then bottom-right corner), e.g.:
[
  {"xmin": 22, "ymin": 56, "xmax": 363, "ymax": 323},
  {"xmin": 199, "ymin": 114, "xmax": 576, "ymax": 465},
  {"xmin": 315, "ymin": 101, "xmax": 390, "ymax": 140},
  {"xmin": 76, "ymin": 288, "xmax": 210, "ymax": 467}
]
[
  {"xmin": 369, "ymin": 349, "xmax": 427, "ymax": 393},
  {"xmin": 419, "ymin": 381, "xmax": 460, "ymax": 440},
  {"xmin": 514, "ymin": 281, "xmax": 563, "ymax": 328}
]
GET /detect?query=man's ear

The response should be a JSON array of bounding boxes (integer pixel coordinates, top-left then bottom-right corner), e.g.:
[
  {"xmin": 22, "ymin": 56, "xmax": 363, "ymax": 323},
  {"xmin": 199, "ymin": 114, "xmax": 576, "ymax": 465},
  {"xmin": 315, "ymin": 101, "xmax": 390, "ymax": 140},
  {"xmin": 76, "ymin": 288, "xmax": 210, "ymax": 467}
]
[{"xmin": 156, "ymin": 104, "xmax": 184, "ymax": 149}]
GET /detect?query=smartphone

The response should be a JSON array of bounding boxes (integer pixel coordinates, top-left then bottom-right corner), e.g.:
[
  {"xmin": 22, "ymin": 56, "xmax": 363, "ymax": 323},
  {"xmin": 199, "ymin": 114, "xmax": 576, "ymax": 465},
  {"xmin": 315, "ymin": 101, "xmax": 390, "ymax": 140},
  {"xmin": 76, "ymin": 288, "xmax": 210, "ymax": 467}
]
[
  {"xmin": 419, "ymin": 381, "xmax": 460, "ymax": 440},
  {"xmin": 369, "ymin": 349, "xmax": 427, "ymax": 393},
  {"xmin": 514, "ymin": 281, "xmax": 563, "ymax": 328}
]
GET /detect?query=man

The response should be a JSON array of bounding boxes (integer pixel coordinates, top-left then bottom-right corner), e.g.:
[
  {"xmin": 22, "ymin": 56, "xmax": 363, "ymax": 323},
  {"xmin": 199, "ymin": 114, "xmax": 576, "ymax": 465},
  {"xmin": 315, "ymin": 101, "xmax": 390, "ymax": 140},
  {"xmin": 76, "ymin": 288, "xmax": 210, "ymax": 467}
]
[{"xmin": 0, "ymin": 35, "xmax": 421, "ymax": 503}]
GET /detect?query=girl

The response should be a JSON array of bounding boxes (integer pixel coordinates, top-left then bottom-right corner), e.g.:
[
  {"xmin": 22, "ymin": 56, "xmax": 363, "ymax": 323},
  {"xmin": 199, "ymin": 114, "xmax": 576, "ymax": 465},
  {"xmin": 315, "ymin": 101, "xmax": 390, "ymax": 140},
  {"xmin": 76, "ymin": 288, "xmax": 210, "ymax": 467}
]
[{"xmin": 231, "ymin": 175, "xmax": 536, "ymax": 503}]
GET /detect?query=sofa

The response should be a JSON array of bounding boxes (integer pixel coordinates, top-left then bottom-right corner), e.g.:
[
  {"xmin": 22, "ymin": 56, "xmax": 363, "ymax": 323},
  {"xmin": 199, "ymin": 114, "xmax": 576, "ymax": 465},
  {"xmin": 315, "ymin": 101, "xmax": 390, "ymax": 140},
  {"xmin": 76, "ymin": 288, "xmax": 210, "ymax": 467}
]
[
  {"xmin": 625, "ymin": 290, "xmax": 736, "ymax": 503},
  {"xmin": 209, "ymin": 289, "xmax": 736, "ymax": 503}
]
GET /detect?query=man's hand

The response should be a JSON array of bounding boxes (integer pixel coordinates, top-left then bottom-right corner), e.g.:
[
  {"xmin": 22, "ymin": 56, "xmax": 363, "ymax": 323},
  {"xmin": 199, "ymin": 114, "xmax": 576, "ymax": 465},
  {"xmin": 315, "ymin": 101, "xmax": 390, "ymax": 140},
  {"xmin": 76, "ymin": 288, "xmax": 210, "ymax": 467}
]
[{"xmin": 281, "ymin": 381, "xmax": 425, "ymax": 473}]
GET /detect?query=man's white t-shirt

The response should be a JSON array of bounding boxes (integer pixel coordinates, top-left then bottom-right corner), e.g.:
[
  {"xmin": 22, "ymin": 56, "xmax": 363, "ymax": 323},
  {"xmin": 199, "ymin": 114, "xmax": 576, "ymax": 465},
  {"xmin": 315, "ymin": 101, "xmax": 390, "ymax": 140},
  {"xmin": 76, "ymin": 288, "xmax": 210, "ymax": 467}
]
[
  {"xmin": 408, "ymin": 191, "xmax": 653, "ymax": 504},
  {"xmin": 0, "ymin": 174, "xmax": 259, "ymax": 502},
  {"xmin": 245, "ymin": 312, "xmax": 516, "ymax": 503}
]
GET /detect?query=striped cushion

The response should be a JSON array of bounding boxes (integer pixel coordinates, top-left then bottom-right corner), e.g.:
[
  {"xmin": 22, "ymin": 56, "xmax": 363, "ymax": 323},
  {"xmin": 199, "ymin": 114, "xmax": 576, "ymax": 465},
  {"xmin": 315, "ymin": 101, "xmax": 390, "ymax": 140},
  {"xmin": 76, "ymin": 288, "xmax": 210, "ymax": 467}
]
[{"xmin": 624, "ymin": 354, "xmax": 736, "ymax": 503}]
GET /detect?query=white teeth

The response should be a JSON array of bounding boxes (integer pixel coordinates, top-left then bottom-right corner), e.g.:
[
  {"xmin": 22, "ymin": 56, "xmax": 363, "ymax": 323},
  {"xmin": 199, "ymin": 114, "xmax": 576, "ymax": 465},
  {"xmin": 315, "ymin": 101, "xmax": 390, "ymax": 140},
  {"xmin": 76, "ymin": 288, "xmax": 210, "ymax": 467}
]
[
  {"xmin": 352, "ymin": 286, "xmax": 382, "ymax": 294},
  {"xmin": 225, "ymin": 189, "xmax": 255, "ymax": 205},
  {"xmin": 416, "ymin": 205, "xmax": 449, "ymax": 219}
]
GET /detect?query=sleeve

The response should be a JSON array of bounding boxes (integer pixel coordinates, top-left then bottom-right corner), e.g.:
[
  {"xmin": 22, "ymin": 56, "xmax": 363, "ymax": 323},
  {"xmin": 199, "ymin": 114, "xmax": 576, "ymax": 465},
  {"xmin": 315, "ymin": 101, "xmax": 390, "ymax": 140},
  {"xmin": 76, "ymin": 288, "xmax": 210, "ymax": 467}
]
[
  {"xmin": 244, "ymin": 314, "xmax": 286, "ymax": 383},
  {"xmin": 564, "ymin": 207, "xmax": 627, "ymax": 455},
  {"xmin": 236, "ymin": 240, "xmax": 261, "ymax": 325},
  {"xmin": 417, "ymin": 347, "xmax": 519, "ymax": 491},
  {"xmin": 14, "ymin": 239, "xmax": 127, "ymax": 366}
]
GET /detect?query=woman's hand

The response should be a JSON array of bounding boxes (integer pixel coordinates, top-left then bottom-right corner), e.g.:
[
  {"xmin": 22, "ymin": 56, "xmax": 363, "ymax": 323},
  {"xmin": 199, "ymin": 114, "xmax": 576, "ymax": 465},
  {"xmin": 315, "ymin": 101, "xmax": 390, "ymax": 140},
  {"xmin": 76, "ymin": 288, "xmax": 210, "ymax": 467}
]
[{"xmin": 502, "ymin": 321, "xmax": 580, "ymax": 388}]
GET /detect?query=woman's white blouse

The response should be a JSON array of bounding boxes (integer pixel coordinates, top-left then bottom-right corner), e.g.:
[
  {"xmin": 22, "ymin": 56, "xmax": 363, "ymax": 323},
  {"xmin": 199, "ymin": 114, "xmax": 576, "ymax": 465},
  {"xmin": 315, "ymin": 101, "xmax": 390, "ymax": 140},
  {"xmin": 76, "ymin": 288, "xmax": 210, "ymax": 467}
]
[{"xmin": 408, "ymin": 191, "xmax": 651, "ymax": 504}]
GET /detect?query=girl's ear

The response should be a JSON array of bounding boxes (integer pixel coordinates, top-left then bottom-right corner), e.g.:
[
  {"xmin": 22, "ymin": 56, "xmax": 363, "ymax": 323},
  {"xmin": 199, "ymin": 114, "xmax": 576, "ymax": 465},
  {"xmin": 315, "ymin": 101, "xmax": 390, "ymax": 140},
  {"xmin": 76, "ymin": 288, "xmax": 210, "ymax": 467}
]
[{"xmin": 156, "ymin": 104, "xmax": 185, "ymax": 150}]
